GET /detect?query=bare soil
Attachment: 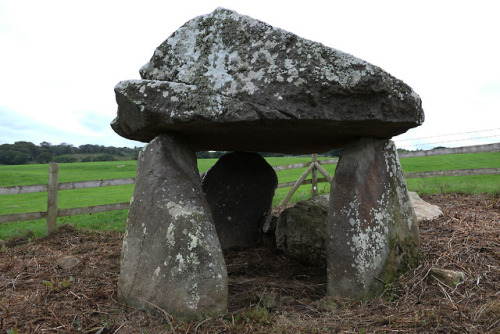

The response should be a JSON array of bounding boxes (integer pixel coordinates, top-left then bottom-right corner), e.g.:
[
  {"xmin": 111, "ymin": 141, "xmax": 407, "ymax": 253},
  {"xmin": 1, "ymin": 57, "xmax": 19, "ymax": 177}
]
[{"xmin": 1, "ymin": 194, "xmax": 499, "ymax": 333}]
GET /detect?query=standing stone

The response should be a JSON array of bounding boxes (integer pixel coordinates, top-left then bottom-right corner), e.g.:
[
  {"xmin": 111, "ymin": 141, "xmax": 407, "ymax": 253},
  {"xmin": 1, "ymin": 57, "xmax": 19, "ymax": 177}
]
[
  {"xmin": 119, "ymin": 134, "xmax": 227, "ymax": 319},
  {"xmin": 327, "ymin": 137, "xmax": 420, "ymax": 299},
  {"xmin": 201, "ymin": 152, "xmax": 278, "ymax": 249}
]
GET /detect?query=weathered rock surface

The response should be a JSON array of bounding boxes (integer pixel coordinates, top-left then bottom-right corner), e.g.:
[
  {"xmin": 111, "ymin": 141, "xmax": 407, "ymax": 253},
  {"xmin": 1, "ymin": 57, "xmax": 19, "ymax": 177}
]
[
  {"xmin": 119, "ymin": 134, "xmax": 227, "ymax": 319},
  {"xmin": 111, "ymin": 8, "xmax": 424, "ymax": 153},
  {"xmin": 408, "ymin": 192, "xmax": 443, "ymax": 221},
  {"xmin": 275, "ymin": 195, "xmax": 329, "ymax": 266},
  {"xmin": 430, "ymin": 267, "xmax": 465, "ymax": 287},
  {"xmin": 57, "ymin": 256, "xmax": 82, "ymax": 270},
  {"xmin": 327, "ymin": 137, "xmax": 420, "ymax": 299},
  {"xmin": 201, "ymin": 152, "xmax": 277, "ymax": 249}
]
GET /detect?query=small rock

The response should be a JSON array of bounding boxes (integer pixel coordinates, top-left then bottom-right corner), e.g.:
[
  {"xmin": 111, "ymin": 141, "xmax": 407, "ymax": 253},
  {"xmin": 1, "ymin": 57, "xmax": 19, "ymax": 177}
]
[
  {"xmin": 430, "ymin": 267, "xmax": 465, "ymax": 286},
  {"xmin": 57, "ymin": 256, "xmax": 83, "ymax": 270},
  {"xmin": 259, "ymin": 292, "xmax": 280, "ymax": 310},
  {"xmin": 313, "ymin": 296, "xmax": 341, "ymax": 311},
  {"xmin": 0, "ymin": 239, "xmax": 6, "ymax": 248},
  {"xmin": 280, "ymin": 295, "xmax": 294, "ymax": 305},
  {"xmin": 262, "ymin": 214, "xmax": 278, "ymax": 234},
  {"xmin": 408, "ymin": 192, "xmax": 443, "ymax": 221}
]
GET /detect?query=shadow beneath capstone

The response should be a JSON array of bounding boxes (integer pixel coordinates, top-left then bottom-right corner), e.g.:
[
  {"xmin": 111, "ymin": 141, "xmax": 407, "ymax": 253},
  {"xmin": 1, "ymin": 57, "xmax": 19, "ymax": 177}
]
[{"xmin": 223, "ymin": 246, "xmax": 327, "ymax": 312}]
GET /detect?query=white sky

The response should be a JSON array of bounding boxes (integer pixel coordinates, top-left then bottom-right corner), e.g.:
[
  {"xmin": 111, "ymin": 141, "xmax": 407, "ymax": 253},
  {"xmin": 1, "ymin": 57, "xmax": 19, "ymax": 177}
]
[{"xmin": 1, "ymin": 0, "xmax": 499, "ymax": 150}]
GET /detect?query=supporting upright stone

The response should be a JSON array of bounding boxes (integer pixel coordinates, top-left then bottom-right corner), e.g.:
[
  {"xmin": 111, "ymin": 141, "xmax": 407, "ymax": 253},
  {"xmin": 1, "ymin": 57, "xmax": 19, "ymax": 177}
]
[
  {"xmin": 201, "ymin": 152, "xmax": 278, "ymax": 249},
  {"xmin": 119, "ymin": 134, "xmax": 227, "ymax": 319},
  {"xmin": 327, "ymin": 137, "xmax": 419, "ymax": 299}
]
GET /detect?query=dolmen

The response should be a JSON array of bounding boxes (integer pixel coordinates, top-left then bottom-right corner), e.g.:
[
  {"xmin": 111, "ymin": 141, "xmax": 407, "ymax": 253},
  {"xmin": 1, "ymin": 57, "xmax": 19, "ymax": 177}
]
[{"xmin": 111, "ymin": 8, "xmax": 424, "ymax": 319}]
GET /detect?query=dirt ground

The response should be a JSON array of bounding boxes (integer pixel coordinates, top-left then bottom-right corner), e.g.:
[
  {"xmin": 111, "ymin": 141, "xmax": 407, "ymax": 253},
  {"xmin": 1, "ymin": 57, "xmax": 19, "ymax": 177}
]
[{"xmin": 1, "ymin": 193, "xmax": 499, "ymax": 333}]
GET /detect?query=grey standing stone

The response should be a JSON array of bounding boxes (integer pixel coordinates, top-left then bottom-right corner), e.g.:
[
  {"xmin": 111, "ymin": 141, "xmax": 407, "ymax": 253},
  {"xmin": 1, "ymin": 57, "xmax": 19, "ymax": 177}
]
[
  {"xmin": 119, "ymin": 134, "xmax": 227, "ymax": 319},
  {"xmin": 201, "ymin": 152, "xmax": 278, "ymax": 249},
  {"xmin": 276, "ymin": 195, "xmax": 329, "ymax": 266},
  {"xmin": 327, "ymin": 137, "xmax": 420, "ymax": 299}
]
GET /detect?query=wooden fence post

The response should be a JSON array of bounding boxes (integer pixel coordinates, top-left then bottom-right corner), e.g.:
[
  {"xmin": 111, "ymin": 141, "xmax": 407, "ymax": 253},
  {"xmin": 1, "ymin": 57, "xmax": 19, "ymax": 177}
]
[
  {"xmin": 311, "ymin": 154, "xmax": 318, "ymax": 197},
  {"xmin": 279, "ymin": 162, "xmax": 315, "ymax": 207},
  {"xmin": 46, "ymin": 163, "xmax": 59, "ymax": 235}
]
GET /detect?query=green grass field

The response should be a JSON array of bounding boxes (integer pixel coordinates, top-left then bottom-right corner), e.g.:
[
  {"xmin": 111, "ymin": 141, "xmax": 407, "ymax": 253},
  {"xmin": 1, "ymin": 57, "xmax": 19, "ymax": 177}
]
[{"xmin": 0, "ymin": 152, "xmax": 498, "ymax": 239}]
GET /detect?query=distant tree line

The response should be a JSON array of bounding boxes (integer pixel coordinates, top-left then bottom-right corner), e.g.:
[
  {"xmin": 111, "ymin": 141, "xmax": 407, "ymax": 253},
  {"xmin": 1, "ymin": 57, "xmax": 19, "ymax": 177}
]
[
  {"xmin": 0, "ymin": 141, "xmax": 345, "ymax": 165},
  {"xmin": 0, "ymin": 141, "xmax": 142, "ymax": 165}
]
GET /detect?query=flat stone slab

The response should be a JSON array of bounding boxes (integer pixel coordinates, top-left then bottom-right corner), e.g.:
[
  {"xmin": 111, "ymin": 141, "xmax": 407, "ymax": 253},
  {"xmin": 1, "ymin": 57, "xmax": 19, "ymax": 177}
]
[
  {"xmin": 408, "ymin": 192, "xmax": 443, "ymax": 221},
  {"xmin": 112, "ymin": 8, "xmax": 424, "ymax": 153}
]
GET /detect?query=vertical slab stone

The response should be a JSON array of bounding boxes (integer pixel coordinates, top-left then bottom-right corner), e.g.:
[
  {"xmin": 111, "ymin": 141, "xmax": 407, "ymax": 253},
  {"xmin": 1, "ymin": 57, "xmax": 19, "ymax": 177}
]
[
  {"xmin": 327, "ymin": 137, "xmax": 419, "ymax": 299},
  {"xmin": 119, "ymin": 134, "xmax": 227, "ymax": 319},
  {"xmin": 201, "ymin": 152, "xmax": 278, "ymax": 249}
]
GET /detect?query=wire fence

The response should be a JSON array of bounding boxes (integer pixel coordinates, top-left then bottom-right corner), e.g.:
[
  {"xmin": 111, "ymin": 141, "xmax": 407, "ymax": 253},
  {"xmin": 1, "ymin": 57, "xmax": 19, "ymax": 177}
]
[{"xmin": 396, "ymin": 127, "xmax": 500, "ymax": 150}]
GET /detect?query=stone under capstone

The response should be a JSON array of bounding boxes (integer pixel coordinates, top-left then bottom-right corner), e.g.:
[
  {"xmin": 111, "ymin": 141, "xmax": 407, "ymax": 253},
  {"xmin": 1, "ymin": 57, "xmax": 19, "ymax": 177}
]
[
  {"xmin": 201, "ymin": 152, "xmax": 278, "ymax": 250},
  {"xmin": 118, "ymin": 134, "xmax": 227, "ymax": 319},
  {"xmin": 113, "ymin": 7, "xmax": 424, "ymax": 319},
  {"xmin": 328, "ymin": 137, "xmax": 420, "ymax": 299},
  {"xmin": 111, "ymin": 7, "xmax": 424, "ymax": 154},
  {"xmin": 276, "ymin": 195, "xmax": 329, "ymax": 266}
]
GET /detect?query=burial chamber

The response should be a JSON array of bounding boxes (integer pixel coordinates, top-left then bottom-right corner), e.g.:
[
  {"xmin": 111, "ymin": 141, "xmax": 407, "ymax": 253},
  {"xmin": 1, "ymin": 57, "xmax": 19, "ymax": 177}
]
[{"xmin": 112, "ymin": 8, "xmax": 424, "ymax": 319}]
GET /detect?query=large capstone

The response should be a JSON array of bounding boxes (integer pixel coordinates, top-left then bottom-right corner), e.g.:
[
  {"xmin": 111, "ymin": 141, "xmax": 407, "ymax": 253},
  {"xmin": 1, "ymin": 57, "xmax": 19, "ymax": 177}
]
[
  {"xmin": 119, "ymin": 134, "xmax": 227, "ymax": 319},
  {"xmin": 201, "ymin": 151, "xmax": 278, "ymax": 249},
  {"xmin": 327, "ymin": 137, "xmax": 420, "ymax": 299},
  {"xmin": 111, "ymin": 7, "xmax": 424, "ymax": 154}
]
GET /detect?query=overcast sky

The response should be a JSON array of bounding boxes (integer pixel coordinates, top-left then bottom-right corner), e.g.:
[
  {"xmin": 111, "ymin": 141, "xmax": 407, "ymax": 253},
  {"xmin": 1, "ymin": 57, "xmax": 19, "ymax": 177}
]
[{"xmin": 1, "ymin": 0, "xmax": 499, "ymax": 151}]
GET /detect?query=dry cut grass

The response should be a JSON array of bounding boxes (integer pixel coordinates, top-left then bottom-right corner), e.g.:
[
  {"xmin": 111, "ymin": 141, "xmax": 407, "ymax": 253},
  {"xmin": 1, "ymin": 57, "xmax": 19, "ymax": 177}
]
[{"xmin": 0, "ymin": 194, "xmax": 499, "ymax": 333}]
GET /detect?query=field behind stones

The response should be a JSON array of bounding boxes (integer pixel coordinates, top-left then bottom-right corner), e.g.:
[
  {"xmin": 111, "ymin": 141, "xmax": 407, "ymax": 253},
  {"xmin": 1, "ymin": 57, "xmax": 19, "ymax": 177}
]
[
  {"xmin": 1, "ymin": 193, "xmax": 499, "ymax": 333},
  {"xmin": 1, "ymin": 152, "xmax": 499, "ymax": 238}
]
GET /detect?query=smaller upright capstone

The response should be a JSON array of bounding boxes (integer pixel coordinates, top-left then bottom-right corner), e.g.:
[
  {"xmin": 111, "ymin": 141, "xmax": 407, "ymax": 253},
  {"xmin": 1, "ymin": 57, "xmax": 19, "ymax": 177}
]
[{"xmin": 202, "ymin": 152, "xmax": 278, "ymax": 249}]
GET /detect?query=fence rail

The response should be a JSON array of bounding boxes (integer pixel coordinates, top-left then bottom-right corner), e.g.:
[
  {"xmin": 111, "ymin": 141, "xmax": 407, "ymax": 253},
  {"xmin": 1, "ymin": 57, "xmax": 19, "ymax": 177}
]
[{"xmin": 0, "ymin": 143, "xmax": 498, "ymax": 234}]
